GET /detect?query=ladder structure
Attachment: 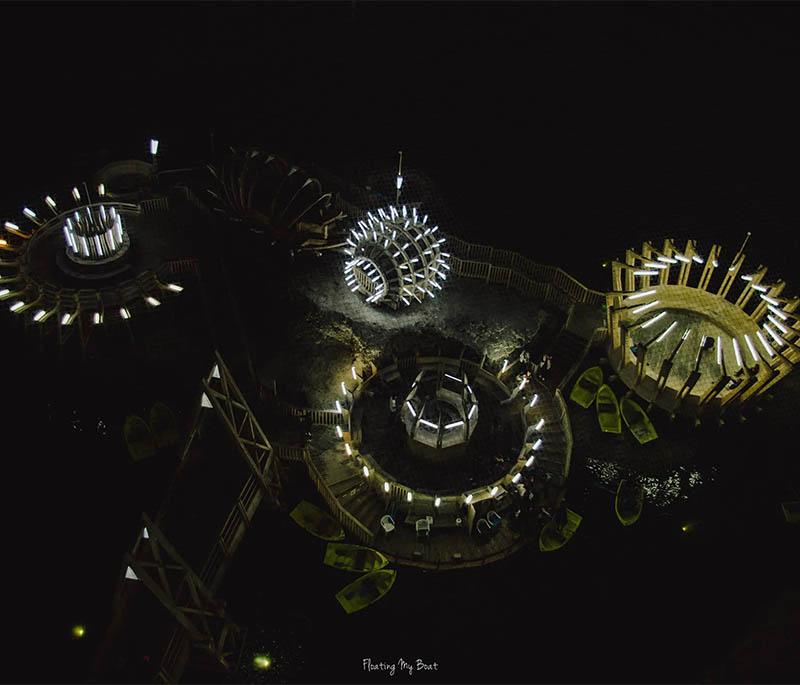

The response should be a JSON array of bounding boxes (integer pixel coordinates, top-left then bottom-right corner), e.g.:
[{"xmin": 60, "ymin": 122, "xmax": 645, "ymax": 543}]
[
  {"xmin": 122, "ymin": 514, "xmax": 245, "ymax": 671},
  {"xmin": 201, "ymin": 350, "xmax": 282, "ymax": 508},
  {"xmin": 96, "ymin": 351, "xmax": 284, "ymax": 683}
]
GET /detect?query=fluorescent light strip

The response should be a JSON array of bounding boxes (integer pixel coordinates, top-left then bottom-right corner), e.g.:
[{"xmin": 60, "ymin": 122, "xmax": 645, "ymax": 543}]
[
  {"xmin": 763, "ymin": 324, "xmax": 785, "ymax": 347},
  {"xmin": 732, "ymin": 338, "xmax": 743, "ymax": 368},
  {"xmin": 744, "ymin": 334, "xmax": 759, "ymax": 362},
  {"xmin": 760, "ymin": 294, "xmax": 780, "ymax": 306},
  {"xmin": 445, "ymin": 421, "xmax": 464, "ymax": 430},
  {"xmin": 633, "ymin": 270, "xmax": 659, "ymax": 276},
  {"xmin": 755, "ymin": 331, "xmax": 775, "ymax": 358},
  {"xmin": 716, "ymin": 336, "xmax": 722, "ymax": 366},
  {"xmin": 655, "ymin": 321, "xmax": 678, "ymax": 343},
  {"xmin": 631, "ymin": 300, "xmax": 659, "ymax": 314},
  {"xmin": 640, "ymin": 311, "xmax": 667, "ymax": 328},
  {"xmin": 767, "ymin": 305, "xmax": 788, "ymax": 321},
  {"xmin": 657, "ymin": 256, "xmax": 677, "ymax": 264},
  {"xmin": 419, "ymin": 419, "xmax": 438, "ymax": 430},
  {"xmin": 624, "ymin": 289, "xmax": 657, "ymax": 301}
]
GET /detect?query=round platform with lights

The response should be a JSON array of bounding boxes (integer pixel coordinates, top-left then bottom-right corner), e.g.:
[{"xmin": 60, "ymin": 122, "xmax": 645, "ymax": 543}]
[
  {"xmin": 606, "ymin": 234, "xmax": 800, "ymax": 420},
  {"xmin": 0, "ymin": 177, "xmax": 189, "ymax": 345},
  {"xmin": 306, "ymin": 349, "xmax": 573, "ymax": 569}
]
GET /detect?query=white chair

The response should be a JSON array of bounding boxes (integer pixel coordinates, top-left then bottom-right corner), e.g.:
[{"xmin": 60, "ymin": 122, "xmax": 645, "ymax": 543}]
[
  {"xmin": 380, "ymin": 515, "xmax": 395, "ymax": 534},
  {"xmin": 415, "ymin": 518, "xmax": 431, "ymax": 538}
]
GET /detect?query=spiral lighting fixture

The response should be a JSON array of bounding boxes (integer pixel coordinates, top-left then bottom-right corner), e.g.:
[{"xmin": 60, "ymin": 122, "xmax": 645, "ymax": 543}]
[{"xmin": 343, "ymin": 204, "xmax": 449, "ymax": 309}]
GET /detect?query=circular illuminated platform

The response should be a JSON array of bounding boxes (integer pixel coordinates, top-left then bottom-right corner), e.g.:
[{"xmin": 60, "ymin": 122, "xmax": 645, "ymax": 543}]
[
  {"xmin": 308, "ymin": 351, "xmax": 573, "ymax": 569},
  {"xmin": 0, "ymin": 181, "xmax": 188, "ymax": 344},
  {"xmin": 606, "ymin": 235, "xmax": 799, "ymax": 420}
]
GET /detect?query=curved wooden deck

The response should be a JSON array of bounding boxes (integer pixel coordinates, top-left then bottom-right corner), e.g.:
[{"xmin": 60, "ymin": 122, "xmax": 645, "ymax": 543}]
[{"xmin": 300, "ymin": 353, "xmax": 572, "ymax": 570}]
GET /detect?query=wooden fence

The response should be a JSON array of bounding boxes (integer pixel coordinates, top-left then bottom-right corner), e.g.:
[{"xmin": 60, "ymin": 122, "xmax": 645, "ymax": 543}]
[
  {"xmin": 303, "ymin": 450, "xmax": 374, "ymax": 543},
  {"xmin": 446, "ymin": 234, "xmax": 605, "ymax": 309}
]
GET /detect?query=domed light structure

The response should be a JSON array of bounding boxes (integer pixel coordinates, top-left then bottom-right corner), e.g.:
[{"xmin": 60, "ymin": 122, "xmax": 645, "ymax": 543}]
[
  {"xmin": 343, "ymin": 204, "xmax": 449, "ymax": 308},
  {"xmin": 606, "ymin": 233, "xmax": 800, "ymax": 420}
]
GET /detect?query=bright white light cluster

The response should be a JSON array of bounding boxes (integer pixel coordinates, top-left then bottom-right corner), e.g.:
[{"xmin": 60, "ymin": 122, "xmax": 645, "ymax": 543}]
[
  {"xmin": 63, "ymin": 204, "xmax": 126, "ymax": 261},
  {"xmin": 343, "ymin": 204, "xmax": 449, "ymax": 308}
]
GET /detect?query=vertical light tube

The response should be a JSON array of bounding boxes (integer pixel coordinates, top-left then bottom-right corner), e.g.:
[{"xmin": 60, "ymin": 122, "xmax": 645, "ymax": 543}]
[{"xmin": 732, "ymin": 338, "xmax": 742, "ymax": 368}]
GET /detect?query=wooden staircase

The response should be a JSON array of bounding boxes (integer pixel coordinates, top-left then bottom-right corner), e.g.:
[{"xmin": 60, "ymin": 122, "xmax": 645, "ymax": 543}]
[
  {"xmin": 309, "ymin": 447, "xmax": 386, "ymax": 539},
  {"xmin": 546, "ymin": 328, "xmax": 592, "ymax": 390}
]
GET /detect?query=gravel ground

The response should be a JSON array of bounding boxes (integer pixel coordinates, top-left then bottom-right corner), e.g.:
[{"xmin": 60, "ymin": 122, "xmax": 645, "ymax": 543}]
[{"xmin": 271, "ymin": 253, "xmax": 559, "ymax": 408}]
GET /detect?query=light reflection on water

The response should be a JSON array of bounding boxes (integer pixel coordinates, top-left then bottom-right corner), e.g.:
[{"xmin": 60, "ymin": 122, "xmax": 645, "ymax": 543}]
[{"xmin": 584, "ymin": 456, "xmax": 717, "ymax": 508}]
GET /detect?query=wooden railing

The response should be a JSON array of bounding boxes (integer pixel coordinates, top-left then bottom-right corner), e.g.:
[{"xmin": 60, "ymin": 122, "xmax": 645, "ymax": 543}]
[
  {"xmin": 303, "ymin": 450, "xmax": 374, "ymax": 543},
  {"xmin": 272, "ymin": 443, "xmax": 310, "ymax": 462},
  {"xmin": 140, "ymin": 197, "xmax": 170, "ymax": 214},
  {"xmin": 164, "ymin": 256, "xmax": 200, "ymax": 276},
  {"xmin": 553, "ymin": 388, "xmax": 573, "ymax": 478},
  {"xmin": 446, "ymin": 233, "xmax": 605, "ymax": 309},
  {"xmin": 273, "ymin": 398, "xmax": 343, "ymax": 427}
]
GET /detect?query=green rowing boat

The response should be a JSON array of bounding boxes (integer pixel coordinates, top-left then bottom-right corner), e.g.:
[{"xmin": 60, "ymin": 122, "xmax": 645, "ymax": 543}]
[
  {"xmin": 570, "ymin": 366, "xmax": 603, "ymax": 409},
  {"xmin": 596, "ymin": 384, "xmax": 621, "ymax": 433},
  {"xmin": 620, "ymin": 396, "xmax": 658, "ymax": 444},
  {"xmin": 335, "ymin": 569, "xmax": 396, "ymax": 614},
  {"xmin": 324, "ymin": 543, "xmax": 389, "ymax": 572},
  {"xmin": 290, "ymin": 501, "xmax": 345, "ymax": 541},
  {"xmin": 539, "ymin": 509, "xmax": 582, "ymax": 552},
  {"xmin": 615, "ymin": 479, "xmax": 644, "ymax": 526}
]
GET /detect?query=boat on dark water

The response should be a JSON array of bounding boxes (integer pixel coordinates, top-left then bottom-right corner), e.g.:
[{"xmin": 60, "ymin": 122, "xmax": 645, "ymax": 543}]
[
  {"xmin": 620, "ymin": 396, "xmax": 658, "ymax": 444},
  {"xmin": 570, "ymin": 366, "xmax": 603, "ymax": 408},
  {"xmin": 596, "ymin": 384, "xmax": 621, "ymax": 433},
  {"xmin": 123, "ymin": 415, "xmax": 158, "ymax": 461},
  {"xmin": 539, "ymin": 507, "xmax": 582, "ymax": 552},
  {"xmin": 324, "ymin": 543, "xmax": 389, "ymax": 572},
  {"xmin": 290, "ymin": 500, "xmax": 346, "ymax": 541},
  {"xmin": 335, "ymin": 569, "xmax": 396, "ymax": 613},
  {"xmin": 615, "ymin": 478, "xmax": 644, "ymax": 526}
]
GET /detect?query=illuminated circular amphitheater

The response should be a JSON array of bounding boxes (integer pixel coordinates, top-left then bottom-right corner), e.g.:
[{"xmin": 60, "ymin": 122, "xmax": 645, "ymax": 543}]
[
  {"xmin": 0, "ymin": 144, "xmax": 190, "ymax": 350},
  {"xmin": 606, "ymin": 233, "xmax": 800, "ymax": 422},
  {"xmin": 306, "ymin": 348, "xmax": 571, "ymax": 569}
]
